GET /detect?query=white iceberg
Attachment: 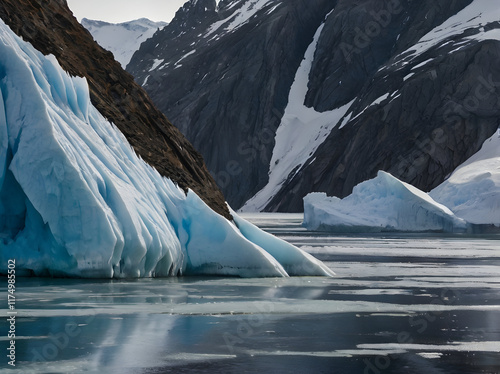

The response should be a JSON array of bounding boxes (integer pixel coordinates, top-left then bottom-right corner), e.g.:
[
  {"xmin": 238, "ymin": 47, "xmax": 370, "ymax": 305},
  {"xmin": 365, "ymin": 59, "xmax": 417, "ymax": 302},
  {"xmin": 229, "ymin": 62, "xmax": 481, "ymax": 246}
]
[
  {"xmin": 303, "ymin": 171, "xmax": 467, "ymax": 233},
  {"xmin": 430, "ymin": 130, "xmax": 500, "ymax": 226},
  {"xmin": 0, "ymin": 19, "xmax": 333, "ymax": 278}
]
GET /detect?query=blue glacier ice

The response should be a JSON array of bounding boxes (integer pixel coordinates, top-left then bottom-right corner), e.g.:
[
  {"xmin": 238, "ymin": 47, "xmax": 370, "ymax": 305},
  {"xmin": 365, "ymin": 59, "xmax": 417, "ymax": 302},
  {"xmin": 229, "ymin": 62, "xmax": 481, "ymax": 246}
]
[{"xmin": 0, "ymin": 19, "xmax": 333, "ymax": 278}]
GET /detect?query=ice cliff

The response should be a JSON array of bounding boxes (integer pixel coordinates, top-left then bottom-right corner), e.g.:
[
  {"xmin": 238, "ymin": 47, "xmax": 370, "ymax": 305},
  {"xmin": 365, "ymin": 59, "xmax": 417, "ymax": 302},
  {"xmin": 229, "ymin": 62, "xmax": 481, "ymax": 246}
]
[{"xmin": 0, "ymin": 19, "xmax": 333, "ymax": 278}]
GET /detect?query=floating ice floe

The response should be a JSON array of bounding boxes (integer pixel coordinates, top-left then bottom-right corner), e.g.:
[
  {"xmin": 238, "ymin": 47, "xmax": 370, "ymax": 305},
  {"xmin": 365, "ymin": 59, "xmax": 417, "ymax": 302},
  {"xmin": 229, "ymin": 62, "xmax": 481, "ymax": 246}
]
[{"xmin": 0, "ymin": 19, "xmax": 333, "ymax": 278}]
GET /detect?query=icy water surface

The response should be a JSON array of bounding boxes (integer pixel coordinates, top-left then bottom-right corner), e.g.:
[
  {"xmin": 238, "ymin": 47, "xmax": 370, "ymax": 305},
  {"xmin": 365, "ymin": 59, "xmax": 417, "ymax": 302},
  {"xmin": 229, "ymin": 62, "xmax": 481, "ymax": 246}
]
[{"xmin": 2, "ymin": 213, "xmax": 500, "ymax": 373}]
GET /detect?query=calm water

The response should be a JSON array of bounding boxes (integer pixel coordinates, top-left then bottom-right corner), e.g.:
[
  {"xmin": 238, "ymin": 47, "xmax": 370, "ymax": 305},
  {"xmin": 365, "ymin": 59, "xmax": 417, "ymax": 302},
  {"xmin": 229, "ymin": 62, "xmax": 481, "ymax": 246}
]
[{"xmin": 1, "ymin": 213, "xmax": 499, "ymax": 374}]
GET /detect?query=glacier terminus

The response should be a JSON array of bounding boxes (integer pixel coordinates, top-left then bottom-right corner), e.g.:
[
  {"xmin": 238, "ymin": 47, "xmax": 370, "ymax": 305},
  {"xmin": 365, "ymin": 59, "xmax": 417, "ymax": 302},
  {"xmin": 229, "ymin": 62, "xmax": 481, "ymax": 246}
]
[{"xmin": 0, "ymin": 19, "xmax": 332, "ymax": 279}]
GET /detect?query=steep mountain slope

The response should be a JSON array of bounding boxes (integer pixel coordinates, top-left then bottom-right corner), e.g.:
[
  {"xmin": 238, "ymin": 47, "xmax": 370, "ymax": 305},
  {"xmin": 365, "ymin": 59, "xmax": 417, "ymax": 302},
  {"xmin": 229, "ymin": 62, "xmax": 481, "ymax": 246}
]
[
  {"xmin": 0, "ymin": 0, "xmax": 230, "ymax": 219},
  {"xmin": 128, "ymin": 0, "xmax": 500, "ymax": 212},
  {"xmin": 128, "ymin": 0, "xmax": 336, "ymax": 208},
  {"xmin": 81, "ymin": 18, "xmax": 167, "ymax": 68}
]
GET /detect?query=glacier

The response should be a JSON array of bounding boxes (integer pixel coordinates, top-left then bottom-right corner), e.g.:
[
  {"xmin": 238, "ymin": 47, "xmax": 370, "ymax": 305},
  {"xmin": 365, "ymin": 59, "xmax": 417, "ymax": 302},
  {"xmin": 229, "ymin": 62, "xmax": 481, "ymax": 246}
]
[
  {"xmin": 0, "ymin": 19, "xmax": 333, "ymax": 278},
  {"xmin": 303, "ymin": 171, "xmax": 467, "ymax": 233},
  {"xmin": 303, "ymin": 130, "xmax": 500, "ymax": 232}
]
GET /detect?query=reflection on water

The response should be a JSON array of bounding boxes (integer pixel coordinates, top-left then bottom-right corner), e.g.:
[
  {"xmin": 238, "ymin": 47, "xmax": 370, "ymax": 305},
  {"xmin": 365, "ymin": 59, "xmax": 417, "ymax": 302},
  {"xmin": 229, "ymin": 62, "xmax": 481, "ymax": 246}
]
[{"xmin": 1, "ymin": 213, "xmax": 500, "ymax": 373}]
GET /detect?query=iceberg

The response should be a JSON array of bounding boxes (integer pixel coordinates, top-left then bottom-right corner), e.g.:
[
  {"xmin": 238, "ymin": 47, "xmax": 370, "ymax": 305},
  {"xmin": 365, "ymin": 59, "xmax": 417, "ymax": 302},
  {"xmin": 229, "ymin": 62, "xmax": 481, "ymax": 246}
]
[
  {"xmin": 430, "ymin": 130, "xmax": 500, "ymax": 226},
  {"xmin": 303, "ymin": 171, "xmax": 467, "ymax": 233},
  {"xmin": 0, "ymin": 19, "xmax": 332, "ymax": 278}
]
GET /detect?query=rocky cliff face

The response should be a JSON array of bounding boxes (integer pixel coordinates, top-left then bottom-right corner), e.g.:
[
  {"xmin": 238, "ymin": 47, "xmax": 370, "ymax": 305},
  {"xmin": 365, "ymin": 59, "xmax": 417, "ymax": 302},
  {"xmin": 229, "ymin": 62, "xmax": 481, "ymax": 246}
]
[
  {"xmin": 128, "ymin": 0, "xmax": 500, "ymax": 211},
  {"xmin": 0, "ymin": 0, "xmax": 230, "ymax": 219}
]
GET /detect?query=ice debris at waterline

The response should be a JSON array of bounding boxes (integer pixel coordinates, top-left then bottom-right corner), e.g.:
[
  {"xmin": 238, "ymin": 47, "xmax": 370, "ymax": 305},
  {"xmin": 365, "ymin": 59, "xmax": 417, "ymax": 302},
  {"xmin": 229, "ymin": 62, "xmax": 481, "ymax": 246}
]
[
  {"xmin": 0, "ymin": 20, "xmax": 333, "ymax": 278},
  {"xmin": 303, "ymin": 171, "xmax": 467, "ymax": 233}
]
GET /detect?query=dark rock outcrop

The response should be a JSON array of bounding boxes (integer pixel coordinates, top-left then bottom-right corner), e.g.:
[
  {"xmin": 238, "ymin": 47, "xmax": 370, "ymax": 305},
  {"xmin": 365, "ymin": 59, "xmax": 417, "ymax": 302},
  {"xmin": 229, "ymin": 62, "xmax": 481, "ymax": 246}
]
[{"xmin": 0, "ymin": 0, "xmax": 230, "ymax": 219}]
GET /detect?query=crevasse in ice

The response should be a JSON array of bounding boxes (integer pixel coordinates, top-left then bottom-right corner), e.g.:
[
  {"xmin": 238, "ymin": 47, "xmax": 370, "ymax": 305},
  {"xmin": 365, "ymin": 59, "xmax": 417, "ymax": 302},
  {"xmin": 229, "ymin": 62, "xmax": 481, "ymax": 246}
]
[{"xmin": 0, "ymin": 20, "xmax": 333, "ymax": 278}]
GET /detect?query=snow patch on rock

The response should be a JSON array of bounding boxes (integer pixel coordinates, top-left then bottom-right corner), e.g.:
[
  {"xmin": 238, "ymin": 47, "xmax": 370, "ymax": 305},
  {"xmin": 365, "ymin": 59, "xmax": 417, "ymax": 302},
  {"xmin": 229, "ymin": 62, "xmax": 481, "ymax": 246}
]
[{"xmin": 243, "ymin": 13, "xmax": 352, "ymax": 212}]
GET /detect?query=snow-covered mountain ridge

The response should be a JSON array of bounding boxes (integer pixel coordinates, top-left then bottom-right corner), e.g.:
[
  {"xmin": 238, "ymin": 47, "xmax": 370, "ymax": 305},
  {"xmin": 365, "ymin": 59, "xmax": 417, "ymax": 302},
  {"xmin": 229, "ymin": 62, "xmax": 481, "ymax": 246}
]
[
  {"xmin": 81, "ymin": 18, "xmax": 167, "ymax": 68},
  {"xmin": 127, "ymin": 0, "xmax": 500, "ymax": 212}
]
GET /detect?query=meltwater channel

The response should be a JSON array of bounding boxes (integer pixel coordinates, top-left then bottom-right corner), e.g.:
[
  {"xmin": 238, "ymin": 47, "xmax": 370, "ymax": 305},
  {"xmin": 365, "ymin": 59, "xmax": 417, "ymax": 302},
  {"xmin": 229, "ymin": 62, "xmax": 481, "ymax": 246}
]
[{"xmin": 1, "ymin": 213, "xmax": 499, "ymax": 374}]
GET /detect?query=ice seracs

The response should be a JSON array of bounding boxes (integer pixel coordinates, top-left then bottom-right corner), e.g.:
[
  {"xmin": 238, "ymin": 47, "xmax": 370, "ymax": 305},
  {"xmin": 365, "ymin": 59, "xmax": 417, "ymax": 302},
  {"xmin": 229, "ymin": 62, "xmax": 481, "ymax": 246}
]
[
  {"xmin": 303, "ymin": 171, "xmax": 467, "ymax": 233},
  {"xmin": 0, "ymin": 19, "xmax": 332, "ymax": 278}
]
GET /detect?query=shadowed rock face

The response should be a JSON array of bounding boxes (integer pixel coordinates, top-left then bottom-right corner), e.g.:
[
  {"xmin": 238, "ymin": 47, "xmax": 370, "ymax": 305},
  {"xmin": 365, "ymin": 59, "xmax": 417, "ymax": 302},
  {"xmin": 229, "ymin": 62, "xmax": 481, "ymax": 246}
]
[
  {"xmin": 128, "ymin": 0, "xmax": 499, "ymax": 212},
  {"xmin": 0, "ymin": 0, "xmax": 231, "ymax": 219}
]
